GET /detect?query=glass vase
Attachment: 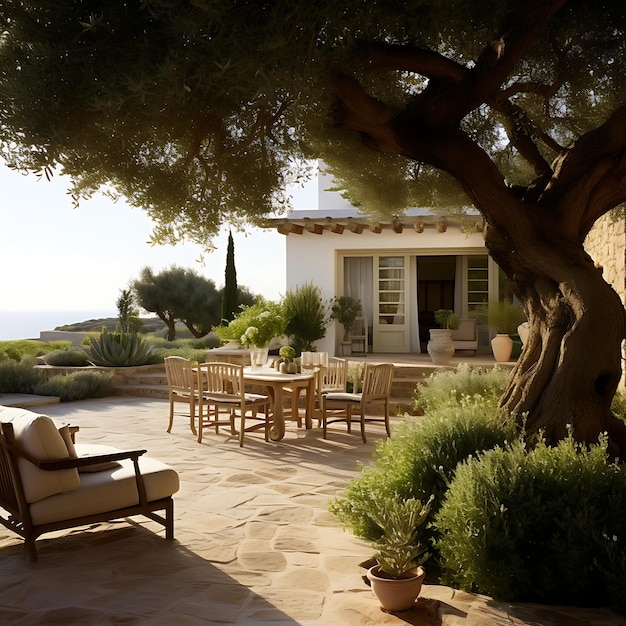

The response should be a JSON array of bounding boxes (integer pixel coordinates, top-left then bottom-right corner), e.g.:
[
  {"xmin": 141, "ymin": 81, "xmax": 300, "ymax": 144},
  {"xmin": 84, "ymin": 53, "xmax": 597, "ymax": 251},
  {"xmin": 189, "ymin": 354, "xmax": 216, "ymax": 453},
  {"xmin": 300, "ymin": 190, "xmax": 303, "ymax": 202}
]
[{"xmin": 249, "ymin": 345, "xmax": 269, "ymax": 370}]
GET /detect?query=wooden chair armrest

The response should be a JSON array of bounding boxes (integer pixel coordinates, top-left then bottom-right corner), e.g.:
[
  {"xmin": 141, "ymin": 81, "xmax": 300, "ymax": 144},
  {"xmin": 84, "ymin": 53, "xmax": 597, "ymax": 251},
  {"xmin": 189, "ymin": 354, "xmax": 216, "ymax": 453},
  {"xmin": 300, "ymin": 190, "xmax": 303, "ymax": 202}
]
[{"xmin": 36, "ymin": 449, "xmax": 147, "ymax": 471}]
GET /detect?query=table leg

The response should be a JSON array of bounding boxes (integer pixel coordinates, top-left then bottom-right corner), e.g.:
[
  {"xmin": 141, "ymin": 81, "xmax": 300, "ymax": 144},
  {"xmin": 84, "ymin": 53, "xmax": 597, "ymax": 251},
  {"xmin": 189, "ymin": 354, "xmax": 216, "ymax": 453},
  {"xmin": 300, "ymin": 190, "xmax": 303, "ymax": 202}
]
[
  {"xmin": 269, "ymin": 384, "xmax": 285, "ymax": 441},
  {"xmin": 305, "ymin": 377, "xmax": 315, "ymax": 429}
]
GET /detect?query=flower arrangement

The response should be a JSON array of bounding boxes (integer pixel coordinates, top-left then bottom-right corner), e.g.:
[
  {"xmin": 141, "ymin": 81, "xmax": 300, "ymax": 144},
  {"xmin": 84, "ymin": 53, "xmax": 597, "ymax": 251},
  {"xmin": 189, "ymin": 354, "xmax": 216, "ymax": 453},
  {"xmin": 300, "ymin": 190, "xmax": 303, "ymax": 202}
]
[{"xmin": 213, "ymin": 300, "xmax": 286, "ymax": 348}]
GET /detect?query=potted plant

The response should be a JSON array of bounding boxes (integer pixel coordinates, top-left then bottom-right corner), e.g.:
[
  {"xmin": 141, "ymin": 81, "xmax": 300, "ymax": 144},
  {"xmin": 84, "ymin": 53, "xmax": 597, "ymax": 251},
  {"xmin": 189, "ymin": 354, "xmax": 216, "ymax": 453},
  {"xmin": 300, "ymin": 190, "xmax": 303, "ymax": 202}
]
[
  {"xmin": 213, "ymin": 300, "xmax": 286, "ymax": 369},
  {"xmin": 427, "ymin": 309, "xmax": 460, "ymax": 365},
  {"xmin": 283, "ymin": 282, "xmax": 329, "ymax": 353},
  {"xmin": 331, "ymin": 296, "xmax": 362, "ymax": 338},
  {"xmin": 480, "ymin": 301, "xmax": 526, "ymax": 362},
  {"xmin": 275, "ymin": 345, "xmax": 298, "ymax": 373},
  {"xmin": 365, "ymin": 495, "xmax": 433, "ymax": 612}
]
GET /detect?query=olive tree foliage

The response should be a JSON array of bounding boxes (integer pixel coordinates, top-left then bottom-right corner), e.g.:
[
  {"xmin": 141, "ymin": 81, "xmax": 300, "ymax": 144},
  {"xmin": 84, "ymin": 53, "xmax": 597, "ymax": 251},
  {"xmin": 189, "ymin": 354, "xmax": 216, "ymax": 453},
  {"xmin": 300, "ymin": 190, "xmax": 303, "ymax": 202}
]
[
  {"xmin": 132, "ymin": 266, "xmax": 222, "ymax": 340},
  {"xmin": 2, "ymin": 1, "xmax": 626, "ymax": 451}
]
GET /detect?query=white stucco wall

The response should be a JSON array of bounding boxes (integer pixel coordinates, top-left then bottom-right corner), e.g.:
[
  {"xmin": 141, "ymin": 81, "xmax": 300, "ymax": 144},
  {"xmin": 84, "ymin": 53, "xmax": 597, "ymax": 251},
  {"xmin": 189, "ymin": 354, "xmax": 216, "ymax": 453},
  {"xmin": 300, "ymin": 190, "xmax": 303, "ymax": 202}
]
[{"xmin": 284, "ymin": 222, "xmax": 486, "ymax": 354}]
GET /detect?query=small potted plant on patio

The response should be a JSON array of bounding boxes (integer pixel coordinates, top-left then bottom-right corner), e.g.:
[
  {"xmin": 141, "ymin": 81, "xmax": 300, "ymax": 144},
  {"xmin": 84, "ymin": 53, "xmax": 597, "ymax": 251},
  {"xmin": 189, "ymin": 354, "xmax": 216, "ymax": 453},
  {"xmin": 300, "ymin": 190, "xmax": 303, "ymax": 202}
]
[
  {"xmin": 331, "ymin": 296, "xmax": 362, "ymax": 355},
  {"xmin": 480, "ymin": 301, "xmax": 526, "ymax": 362},
  {"xmin": 427, "ymin": 309, "xmax": 459, "ymax": 365},
  {"xmin": 275, "ymin": 345, "xmax": 298, "ymax": 373},
  {"xmin": 365, "ymin": 495, "xmax": 433, "ymax": 612},
  {"xmin": 331, "ymin": 296, "xmax": 362, "ymax": 338}
]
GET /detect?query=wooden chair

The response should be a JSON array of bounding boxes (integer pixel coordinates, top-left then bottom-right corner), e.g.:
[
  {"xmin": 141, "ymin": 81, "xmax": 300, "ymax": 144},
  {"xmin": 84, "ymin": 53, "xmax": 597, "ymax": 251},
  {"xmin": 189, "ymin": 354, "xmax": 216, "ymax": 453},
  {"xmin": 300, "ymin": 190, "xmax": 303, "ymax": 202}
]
[
  {"xmin": 321, "ymin": 362, "xmax": 394, "ymax": 443},
  {"xmin": 0, "ymin": 408, "xmax": 178, "ymax": 561},
  {"xmin": 196, "ymin": 362, "xmax": 272, "ymax": 446},
  {"xmin": 313, "ymin": 357, "xmax": 348, "ymax": 424},
  {"xmin": 164, "ymin": 356, "xmax": 197, "ymax": 435},
  {"xmin": 347, "ymin": 317, "xmax": 368, "ymax": 355}
]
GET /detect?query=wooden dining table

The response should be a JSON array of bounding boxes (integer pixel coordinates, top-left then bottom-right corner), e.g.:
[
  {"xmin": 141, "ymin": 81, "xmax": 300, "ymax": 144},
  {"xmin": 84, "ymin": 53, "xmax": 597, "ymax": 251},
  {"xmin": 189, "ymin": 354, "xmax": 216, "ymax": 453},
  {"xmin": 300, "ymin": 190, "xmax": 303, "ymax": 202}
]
[{"xmin": 243, "ymin": 367, "xmax": 316, "ymax": 441}]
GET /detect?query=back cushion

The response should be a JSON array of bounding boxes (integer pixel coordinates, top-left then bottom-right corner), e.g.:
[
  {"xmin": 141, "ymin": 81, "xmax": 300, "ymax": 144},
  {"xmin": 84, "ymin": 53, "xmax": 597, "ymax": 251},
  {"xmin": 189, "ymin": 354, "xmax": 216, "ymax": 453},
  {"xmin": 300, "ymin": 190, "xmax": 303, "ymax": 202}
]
[{"xmin": 9, "ymin": 411, "xmax": 80, "ymax": 503}]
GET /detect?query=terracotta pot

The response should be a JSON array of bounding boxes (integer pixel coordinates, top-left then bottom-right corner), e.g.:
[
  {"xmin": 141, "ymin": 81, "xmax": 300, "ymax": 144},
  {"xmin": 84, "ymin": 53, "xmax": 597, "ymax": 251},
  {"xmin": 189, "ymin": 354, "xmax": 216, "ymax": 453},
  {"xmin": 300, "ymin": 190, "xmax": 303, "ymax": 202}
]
[
  {"xmin": 491, "ymin": 333, "xmax": 514, "ymax": 362},
  {"xmin": 367, "ymin": 564, "xmax": 426, "ymax": 612},
  {"xmin": 427, "ymin": 329, "xmax": 455, "ymax": 365}
]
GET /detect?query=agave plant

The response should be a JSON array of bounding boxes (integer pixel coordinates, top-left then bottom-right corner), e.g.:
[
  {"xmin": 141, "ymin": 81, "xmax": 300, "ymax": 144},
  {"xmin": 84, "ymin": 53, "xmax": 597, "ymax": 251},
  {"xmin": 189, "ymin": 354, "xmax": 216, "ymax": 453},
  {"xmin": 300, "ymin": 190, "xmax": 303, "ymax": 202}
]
[{"xmin": 87, "ymin": 329, "xmax": 154, "ymax": 367}]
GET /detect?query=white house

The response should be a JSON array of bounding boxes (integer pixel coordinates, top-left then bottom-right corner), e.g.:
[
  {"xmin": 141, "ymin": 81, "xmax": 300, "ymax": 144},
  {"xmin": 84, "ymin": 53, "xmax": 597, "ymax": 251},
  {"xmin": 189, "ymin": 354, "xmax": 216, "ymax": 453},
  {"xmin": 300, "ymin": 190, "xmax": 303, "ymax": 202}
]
[
  {"xmin": 264, "ymin": 169, "xmax": 501, "ymax": 356},
  {"xmin": 263, "ymin": 168, "xmax": 626, "ymax": 358}
]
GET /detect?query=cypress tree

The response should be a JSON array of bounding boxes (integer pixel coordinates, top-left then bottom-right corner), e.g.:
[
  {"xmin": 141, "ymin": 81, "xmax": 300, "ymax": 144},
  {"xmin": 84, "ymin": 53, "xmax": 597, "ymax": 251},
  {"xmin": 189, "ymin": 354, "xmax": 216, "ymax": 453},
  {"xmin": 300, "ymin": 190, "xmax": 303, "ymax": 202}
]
[{"xmin": 221, "ymin": 230, "xmax": 238, "ymax": 323}]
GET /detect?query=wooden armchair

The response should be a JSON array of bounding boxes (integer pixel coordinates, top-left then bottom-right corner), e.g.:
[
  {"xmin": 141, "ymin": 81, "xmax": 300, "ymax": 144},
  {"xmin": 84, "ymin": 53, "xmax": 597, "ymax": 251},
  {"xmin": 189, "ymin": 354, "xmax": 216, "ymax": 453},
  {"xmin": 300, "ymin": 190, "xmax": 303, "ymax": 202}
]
[{"xmin": 0, "ymin": 407, "xmax": 179, "ymax": 561}]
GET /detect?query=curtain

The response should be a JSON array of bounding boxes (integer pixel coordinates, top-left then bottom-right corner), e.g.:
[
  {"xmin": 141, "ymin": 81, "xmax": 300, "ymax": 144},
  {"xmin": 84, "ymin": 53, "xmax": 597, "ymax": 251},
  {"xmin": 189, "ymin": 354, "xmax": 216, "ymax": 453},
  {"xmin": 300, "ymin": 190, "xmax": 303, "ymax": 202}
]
[{"xmin": 344, "ymin": 257, "xmax": 373, "ymax": 332}]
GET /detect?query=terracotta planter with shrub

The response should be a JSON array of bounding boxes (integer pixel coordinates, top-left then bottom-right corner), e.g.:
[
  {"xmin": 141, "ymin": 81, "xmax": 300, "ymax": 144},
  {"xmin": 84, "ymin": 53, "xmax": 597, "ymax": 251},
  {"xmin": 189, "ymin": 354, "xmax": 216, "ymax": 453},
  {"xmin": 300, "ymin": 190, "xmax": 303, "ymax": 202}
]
[{"xmin": 367, "ymin": 564, "xmax": 426, "ymax": 611}]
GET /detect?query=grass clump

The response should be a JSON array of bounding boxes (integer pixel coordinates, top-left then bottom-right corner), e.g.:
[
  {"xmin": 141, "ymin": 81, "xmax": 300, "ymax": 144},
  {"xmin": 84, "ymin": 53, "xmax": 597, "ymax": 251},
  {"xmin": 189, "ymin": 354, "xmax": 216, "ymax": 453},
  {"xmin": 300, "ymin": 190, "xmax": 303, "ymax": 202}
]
[
  {"xmin": 435, "ymin": 434, "xmax": 626, "ymax": 612},
  {"xmin": 33, "ymin": 371, "xmax": 114, "ymax": 401}
]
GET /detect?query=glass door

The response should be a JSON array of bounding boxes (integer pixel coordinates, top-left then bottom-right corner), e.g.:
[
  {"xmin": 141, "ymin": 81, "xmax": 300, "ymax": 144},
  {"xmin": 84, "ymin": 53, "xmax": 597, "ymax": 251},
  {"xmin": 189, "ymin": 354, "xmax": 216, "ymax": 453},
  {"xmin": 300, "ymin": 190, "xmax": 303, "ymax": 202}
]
[{"xmin": 373, "ymin": 255, "xmax": 410, "ymax": 352}]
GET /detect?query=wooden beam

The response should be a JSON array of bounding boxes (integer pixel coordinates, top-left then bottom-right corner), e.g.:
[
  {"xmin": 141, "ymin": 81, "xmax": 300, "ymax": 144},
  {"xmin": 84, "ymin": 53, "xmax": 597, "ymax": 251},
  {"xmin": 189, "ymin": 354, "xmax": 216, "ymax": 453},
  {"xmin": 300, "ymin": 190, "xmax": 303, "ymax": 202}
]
[
  {"xmin": 392, "ymin": 219, "xmax": 403, "ymax": 233},
  {"xmin": 277, "ymin": 222, "xmax": 303, "ymax": 235},
  {"xmin": 346, "ymin": 218, "xmax": 364, "ymax": 234},
  {"xmin": 324, "ymin": 218, "xmax": 344, "ymax": 234},
  {"xmin": 369, "ymin": 223, "xmax": 382, "ymax": 234},
  {"xmin": 435, "ymin": 219, "xmax": 447, "ymax": 233},
  {"xmin": 414, "ymin": 222, "xmax": 425, "ymax": 233},
  {"xmin": 303, "ymin": 218, "xmax": 323, "ymax": 234}
]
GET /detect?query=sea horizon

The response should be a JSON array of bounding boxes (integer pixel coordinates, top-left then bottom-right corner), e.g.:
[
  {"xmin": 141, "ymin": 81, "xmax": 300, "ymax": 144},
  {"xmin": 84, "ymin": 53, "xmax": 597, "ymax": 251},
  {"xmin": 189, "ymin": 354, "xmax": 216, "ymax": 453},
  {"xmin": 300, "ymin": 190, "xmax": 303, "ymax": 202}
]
[{"xmin": 0, "ymin": 310, "xmax": 118, "ymax": 341}]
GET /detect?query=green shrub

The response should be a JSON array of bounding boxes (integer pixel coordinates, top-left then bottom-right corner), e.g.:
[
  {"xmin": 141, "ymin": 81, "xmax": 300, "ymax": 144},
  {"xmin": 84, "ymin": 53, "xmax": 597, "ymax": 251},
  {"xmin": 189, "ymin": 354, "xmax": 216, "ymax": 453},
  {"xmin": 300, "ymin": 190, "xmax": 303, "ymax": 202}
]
[
  {"xmin": 152, "ymin": 346, "xmax": 208, "ymax": 363},
  {"xmin": 283, "ymin": 282, "xmax": 328, "ymax": 354},
  {"xmin": 414, "ymin": 364, "xmax": 508, "ymax": 413},
  {"xmin": 87, "ymin": 330, "xmax": 155, "ymax": 366},
  {"xmin": 0, "ymin": 340, "xmax": 71, "ymax": 361},
  {"xmin": 43, "ymin": 349, "xmax": 91, "ymax": 366},
  {"xmin": 0, "ymin": 356, "xmax": 41, "ymax": 393},
  {"xmin": 434, "ymin": 434, "xmax": 626, "ymax": 611},
  {"xmin": 346, "ymin": 361, "xmax": 364, "ymax": 393},
  {"xmin": 330, "ymin": 395, "xmax": 519, "ymax": 545},
  {"xmin": 33, "ymin": 371, "xmax": 114, "ymax": 401}
]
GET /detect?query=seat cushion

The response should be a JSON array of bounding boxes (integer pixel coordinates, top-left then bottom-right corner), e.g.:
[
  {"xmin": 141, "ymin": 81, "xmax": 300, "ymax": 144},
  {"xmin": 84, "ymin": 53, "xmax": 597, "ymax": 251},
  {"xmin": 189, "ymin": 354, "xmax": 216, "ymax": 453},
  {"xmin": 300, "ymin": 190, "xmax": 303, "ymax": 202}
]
[
  {"xmin": 29, "ymin": 444, "xmax": 180, "ymax": 526},
  {"xmin": 1, "ymin": 408, "xmax": 79, "ymax": 504},
  {"xmin": 324, "ymin": 392, "xmax": 362, "ymax": 404}
]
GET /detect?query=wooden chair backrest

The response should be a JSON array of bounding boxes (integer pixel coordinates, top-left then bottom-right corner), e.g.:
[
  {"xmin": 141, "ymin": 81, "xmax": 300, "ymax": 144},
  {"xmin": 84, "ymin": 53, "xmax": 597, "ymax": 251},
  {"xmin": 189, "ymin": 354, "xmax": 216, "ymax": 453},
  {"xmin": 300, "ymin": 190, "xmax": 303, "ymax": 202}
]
[
  {"xmin": 164, "ymin": 356, "xmax": 194, "ymax": 393},
  {"xmin": 320, "ymin": 357, "xmax": 348, "ymax": 393},
  {"xmin": 361, "ymin": 363, "xmax": 394, "ymax": 400},
  {"xmin": 196, "ymin": 362, "xmax": 243, "ymax": 396}
]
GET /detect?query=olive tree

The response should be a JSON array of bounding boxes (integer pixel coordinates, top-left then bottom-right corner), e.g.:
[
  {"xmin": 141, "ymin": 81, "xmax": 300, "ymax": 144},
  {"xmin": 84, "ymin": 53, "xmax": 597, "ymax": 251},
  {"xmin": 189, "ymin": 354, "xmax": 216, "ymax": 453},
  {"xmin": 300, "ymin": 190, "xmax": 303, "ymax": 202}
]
[
  {"xmin": 132, "ymin": 266, "xmax": 222, "ymax": 340},
  {"xmin": 1, "ymin": 1, "xmax": 626, "ymax": 451}
]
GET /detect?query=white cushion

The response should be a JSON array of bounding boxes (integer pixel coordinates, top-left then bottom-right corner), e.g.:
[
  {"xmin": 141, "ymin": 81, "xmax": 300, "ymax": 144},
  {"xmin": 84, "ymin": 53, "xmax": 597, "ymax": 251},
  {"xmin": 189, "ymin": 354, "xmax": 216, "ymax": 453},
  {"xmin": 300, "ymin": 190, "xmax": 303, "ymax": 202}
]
[
  {"xmin": 324, "ymin": 392, "xmax": 362, "ymax": 403},
  {"xmin": 29, "ymin": 444, "xmax": 180, "ymax": 526},
  {"xmin": 58, "ymin": 426, "xmax": 121, "ymax": 473},
  {"xmin": 6, "ymin": 411, "xmax": 79, "ymax": 504}
]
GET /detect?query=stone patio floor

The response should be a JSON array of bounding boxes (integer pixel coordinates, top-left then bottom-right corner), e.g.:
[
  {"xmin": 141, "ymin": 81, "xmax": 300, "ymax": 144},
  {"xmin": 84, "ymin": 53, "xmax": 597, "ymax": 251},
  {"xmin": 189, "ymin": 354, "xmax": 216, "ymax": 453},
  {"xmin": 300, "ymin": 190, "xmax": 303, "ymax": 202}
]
[{"xmin": 0, "ymin": 395, "xmax": 625, "ymax": 626}]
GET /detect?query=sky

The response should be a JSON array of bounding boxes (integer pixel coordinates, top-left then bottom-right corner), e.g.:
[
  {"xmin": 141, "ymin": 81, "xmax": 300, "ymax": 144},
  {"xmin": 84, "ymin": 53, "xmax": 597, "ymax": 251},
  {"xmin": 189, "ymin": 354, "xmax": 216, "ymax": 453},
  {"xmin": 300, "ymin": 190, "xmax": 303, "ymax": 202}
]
[{"xmin": 0, "ymin": 164, "xmax": 318, "ymax": 319}]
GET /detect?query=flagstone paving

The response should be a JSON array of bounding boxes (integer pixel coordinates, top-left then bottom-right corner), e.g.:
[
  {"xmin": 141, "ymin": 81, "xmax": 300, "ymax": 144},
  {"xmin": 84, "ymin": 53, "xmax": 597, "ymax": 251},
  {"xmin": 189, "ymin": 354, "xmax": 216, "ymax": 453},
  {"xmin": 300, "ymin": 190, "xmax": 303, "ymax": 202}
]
[{"xmin": 0, "ymin": 396, "xmax": 625, "ymax": 625}]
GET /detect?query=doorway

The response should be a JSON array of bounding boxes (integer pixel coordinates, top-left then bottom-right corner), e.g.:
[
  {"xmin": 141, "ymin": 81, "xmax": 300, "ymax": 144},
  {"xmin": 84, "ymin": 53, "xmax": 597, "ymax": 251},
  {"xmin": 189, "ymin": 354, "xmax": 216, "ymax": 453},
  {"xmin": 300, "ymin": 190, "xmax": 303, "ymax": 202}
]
[{"xmin": 417, "ymin": 256, "xmax": 456, "ymax": 352}]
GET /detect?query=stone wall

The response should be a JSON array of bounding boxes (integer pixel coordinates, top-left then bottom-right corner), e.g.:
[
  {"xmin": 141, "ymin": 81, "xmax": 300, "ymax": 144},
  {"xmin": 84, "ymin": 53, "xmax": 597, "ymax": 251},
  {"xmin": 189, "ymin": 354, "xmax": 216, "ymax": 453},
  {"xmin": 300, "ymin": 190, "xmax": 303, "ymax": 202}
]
[
  {"xmin": 585, "ymin": 214, "xmax": 626, "ymax": 390},
  {"xmin": 584, "ymin": 213, "xmax": 626, "ymax": 304}
]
